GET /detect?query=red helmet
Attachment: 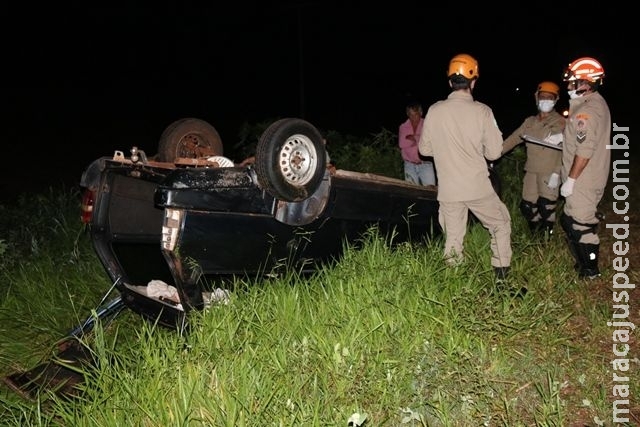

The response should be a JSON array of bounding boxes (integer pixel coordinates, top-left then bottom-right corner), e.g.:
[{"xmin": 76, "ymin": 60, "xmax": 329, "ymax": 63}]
[{"xmin": 562, "ymin": 57, "xmax": 605, "ymax": 83}]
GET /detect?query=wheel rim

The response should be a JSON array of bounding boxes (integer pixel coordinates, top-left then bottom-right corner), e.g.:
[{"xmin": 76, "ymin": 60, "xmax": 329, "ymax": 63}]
[
  {"xmin": 278, "ymin": 133, "xmax": 318, "ymax": 186},
  {"xmin": 176, "ymin": 133, "xmax": 204, "ymax": 158}
]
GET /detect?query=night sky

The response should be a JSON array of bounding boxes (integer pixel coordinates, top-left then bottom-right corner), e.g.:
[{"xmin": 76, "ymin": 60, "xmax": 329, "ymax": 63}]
[{"xmin": 0, "ymin": 3, "xmax": 630, "ymax": 201}]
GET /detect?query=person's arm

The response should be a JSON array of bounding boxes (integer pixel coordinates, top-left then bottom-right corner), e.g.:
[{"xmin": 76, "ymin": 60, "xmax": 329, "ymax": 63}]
[
  {"xmin": 560, "ymin": 155, "xmax": 589, "ymax": 197},
  {"xmin": 398, "ymin": 122, "xmax": 413, "ymax": 149},
  {"xmin": 482, "ymin": 108, "xmax": 504, "ymax": 161},
  {"xmin": 561, "ymin": 108, "xmax": 596, "ymax": 197},
  {"xmin": 567, "ymin": 155, "xmax": 589, "ymax": 179},
  {"xmin": 418, "ymin": 115, "xmax": 433, "ymax": 157},
  {"xmin": 569, "ymin": 106, "xmax": 598, "ymax": 179},
  {"xmin": 501, "ymin": 120, "xmax": 527, "ymax": 155},
  {"xmin": 400, "ymin": 121, "xmax": 422, "ymax": 163}
]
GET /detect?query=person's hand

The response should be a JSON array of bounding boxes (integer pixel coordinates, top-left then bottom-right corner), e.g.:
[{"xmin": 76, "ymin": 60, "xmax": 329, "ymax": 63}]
[
  {"xmin": 560, "ymin": 177, "xmax": 575, "ymax": 197},
  {"xmin": 547, "ymin": 173, "xmax": 560, "ymax": 189}
]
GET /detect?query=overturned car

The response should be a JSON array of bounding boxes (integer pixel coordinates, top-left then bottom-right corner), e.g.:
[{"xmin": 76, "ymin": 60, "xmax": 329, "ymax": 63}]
[
  {"xmin": 78, "ymin": 117, "xmax": 441, "ymax": 331},
  {"xmin": 7, "ymin": 117, "xmax": 512, "ymax": 398}
]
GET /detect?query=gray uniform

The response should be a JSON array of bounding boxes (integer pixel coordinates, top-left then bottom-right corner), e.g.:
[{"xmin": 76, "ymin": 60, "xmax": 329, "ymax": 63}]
[{"xmin": 419, "ymin": 91, "xmax": 511, "ymax": 268}]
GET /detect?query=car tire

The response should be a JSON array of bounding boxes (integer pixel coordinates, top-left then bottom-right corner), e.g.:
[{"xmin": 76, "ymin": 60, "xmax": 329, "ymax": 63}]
[
  {"xmin": 255, "ymin": 118, "xmax": 327, "ymax": 202},
  {"xmin": 157, "ymin": 118, "xmax": 223, "ymax": 162}
]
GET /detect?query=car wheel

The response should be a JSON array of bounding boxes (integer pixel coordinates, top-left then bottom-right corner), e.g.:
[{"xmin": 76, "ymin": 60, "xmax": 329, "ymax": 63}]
[
  {"xmin": 255, "ymin": 118, "xmax": 327, "ymax": 202},
  {"xmin": 157, "ymin": 118, "xmax": 223, "ymax": 162}
]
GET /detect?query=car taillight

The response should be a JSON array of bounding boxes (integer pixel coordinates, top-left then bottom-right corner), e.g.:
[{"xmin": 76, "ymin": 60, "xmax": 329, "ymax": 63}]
[
  {"xmin": 81, "ymin": 189, "xmax": 95, "ymax": 224},
  {"xmin": 162, "ymin": 208, "xmax": 183, "ymax": 251}
]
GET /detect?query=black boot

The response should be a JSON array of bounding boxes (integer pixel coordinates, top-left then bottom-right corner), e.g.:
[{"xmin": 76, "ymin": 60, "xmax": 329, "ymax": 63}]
[
  {"xmin": 493, "ymin": 267, "xmax": 527, "ymax": 298},
  {"xmin": 560, "ymin": 213, "xmax": 581, "ymax": 271},
  {"xmin": 520, "ymin": 200, "xmax": 540, "ymax": 237},
  {"xmin": 494, "ymin": 266, "xmax": 510, "ymax": 282},
  {"xmin": 577, "ymin": 243, "xmax": 600, "ymax": 279},
  {"xmin": 562, "ymin": 236, "xmax": 580, "ymax": 270},
  {"xmin": 530, "ymin": 220, "xmax": 555, "ymax": 239},
  {"xmin": 536, "ymin": 197, "xmax": 557, "ymax": 239},
  {"xmin": 535, "ymin": 220, "xmax": 555, "ymax": 241},
  {"xmin": 527, "ymin": 220, "xmax": 541, "ymax": 235}
]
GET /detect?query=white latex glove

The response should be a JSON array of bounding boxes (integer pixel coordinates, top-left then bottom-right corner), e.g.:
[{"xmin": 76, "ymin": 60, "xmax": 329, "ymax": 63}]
[
  {"xmin": 560, "ymin": 177, "xmax": 576, "ymax": 197},
  {"xmin": 547, "ymin": 173, "xmax": 560, "ymax": 189}
]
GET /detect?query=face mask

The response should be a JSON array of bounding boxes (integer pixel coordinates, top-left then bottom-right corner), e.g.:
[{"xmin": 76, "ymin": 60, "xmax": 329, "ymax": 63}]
[
  {"xmin": 537, "ymin": 100, "xmax": 556, "ymax": 113},
  {"xmin": 567, "ymin": 90, "xmax": 580, "ymax": 99}
]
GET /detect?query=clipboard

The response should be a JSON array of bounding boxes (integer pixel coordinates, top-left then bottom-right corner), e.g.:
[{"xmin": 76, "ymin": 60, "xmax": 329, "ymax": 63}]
[{"xmin": 521, "ymin": 134, "xmax": 563, "ymax": 151}]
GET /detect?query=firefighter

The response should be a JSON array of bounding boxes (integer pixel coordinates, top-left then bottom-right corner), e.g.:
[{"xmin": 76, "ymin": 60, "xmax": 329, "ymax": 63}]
[
  {"xmin": 502, "ymin": 81, "xmax": 565, "ymax": 236},
  {"xmin": 419, "ymin": 53, "xmax": 512, "ymax": 282},
  {"xmin": 559, "ymin": 57, "xmax": 611, "ymax": 279}
]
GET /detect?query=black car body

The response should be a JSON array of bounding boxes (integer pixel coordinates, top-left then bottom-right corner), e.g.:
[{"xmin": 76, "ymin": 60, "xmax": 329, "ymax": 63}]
[{"xmin": 79, "ymin": 118, "xmax": 441, "ymax": 329}]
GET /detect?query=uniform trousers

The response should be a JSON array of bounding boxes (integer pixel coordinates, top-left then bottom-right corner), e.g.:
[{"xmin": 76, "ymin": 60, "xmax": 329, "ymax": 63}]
[
  {"xmin": 438, "ymin": 192, "xmax": 512, "ymax": 268},
  {"xmin": 563, "ymin": 185, "xmax": 604, "ymax": 244},
  {"xmin": 522, "ymin": 172, "xmax": 559, "ymax": 203}
]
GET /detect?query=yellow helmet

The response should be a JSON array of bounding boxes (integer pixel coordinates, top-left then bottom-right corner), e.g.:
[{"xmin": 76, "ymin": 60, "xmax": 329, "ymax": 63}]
[
  {"xmin": 448, "ymin": 53, "xmax": 479, "ymax": 80},
  {"xmin": 562, "ymin": 57, "xmax": 605, "ymax": 83},
  {"xmin": 537, "ymin": 81, "xmax": 560, "ymax": 97}
]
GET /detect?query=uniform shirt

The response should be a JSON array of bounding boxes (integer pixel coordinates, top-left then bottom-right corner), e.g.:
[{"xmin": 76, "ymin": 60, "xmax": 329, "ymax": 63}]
[
  {"xmin": 502, "ymin": 111, "xmax": 565, "ymax": 174},
  {"xmin": 562, "ymin": 91, "xmax": 611, "ymax": 190},
  {"xmin": 419, "ymin": 91, "xmax": 503, "ymax": 202},
  {"xmin": 398, "ymin": 117, "xmax": 424, "ymax": 164}
]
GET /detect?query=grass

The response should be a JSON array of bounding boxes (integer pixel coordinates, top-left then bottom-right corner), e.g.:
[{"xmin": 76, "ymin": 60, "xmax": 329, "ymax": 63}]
[{"xmin": 0, "ymin": 140, "xmax": 638, "ymax": 426}]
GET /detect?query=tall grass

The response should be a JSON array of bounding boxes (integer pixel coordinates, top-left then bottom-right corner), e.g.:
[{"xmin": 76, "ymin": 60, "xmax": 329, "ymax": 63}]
[{"xmin": 0, "ymin": 136, "xmax": 638, "ymax": 426}]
